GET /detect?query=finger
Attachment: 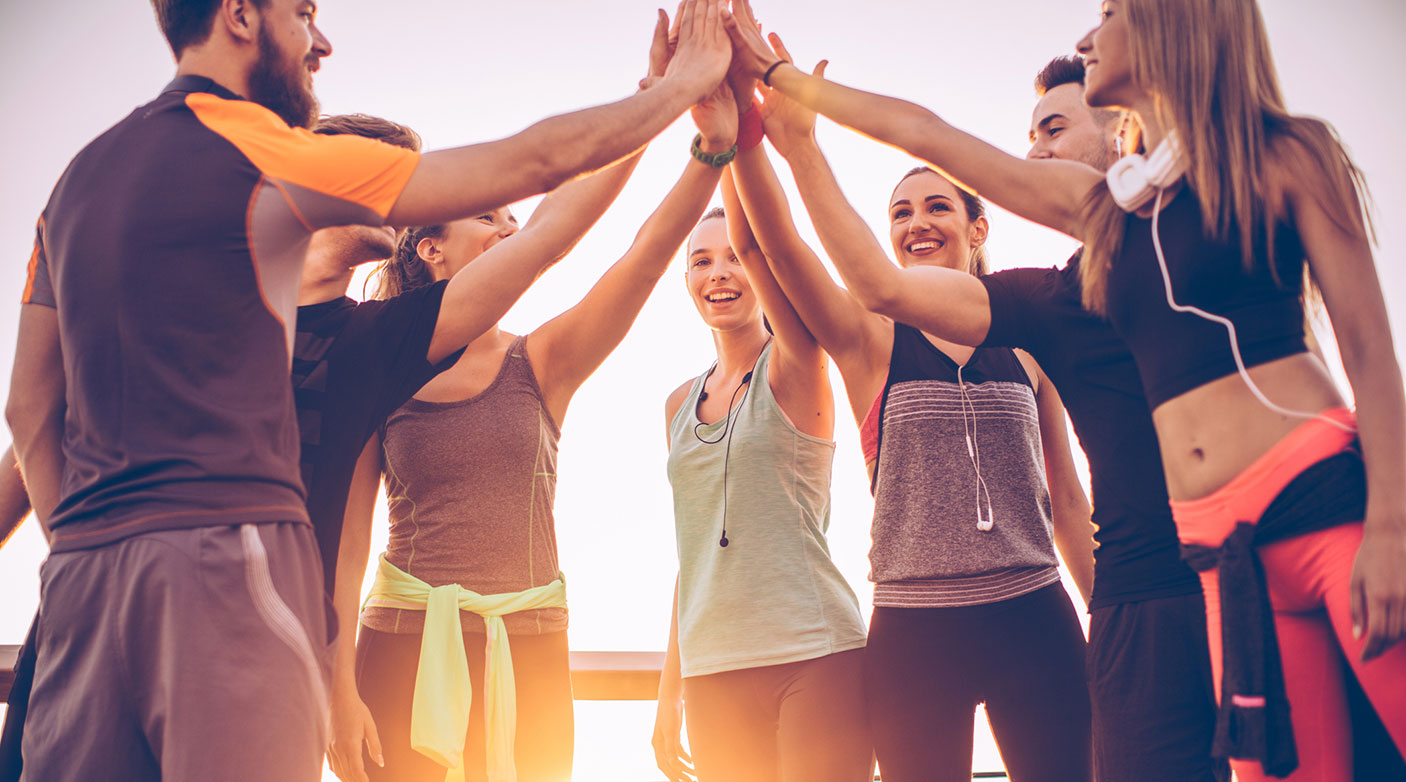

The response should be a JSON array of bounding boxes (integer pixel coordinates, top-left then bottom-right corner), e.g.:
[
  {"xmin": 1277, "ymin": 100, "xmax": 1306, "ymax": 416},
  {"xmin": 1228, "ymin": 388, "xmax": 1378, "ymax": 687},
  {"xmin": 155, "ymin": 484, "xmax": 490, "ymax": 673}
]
[
  {"xmin": 739, "ymin": 0, "xmax": 759, "ymax": 27},
  {"xmin": 651, "ymin": 8, "xmax": 671, "ymax": 73},
  {"xmin": 768, "ymin": 31, "xmax": 790, "ymax": 62},
  {"xmin": 1350, "ymin": 572, "xmax": 1367, "ymax": 643},
  {"xmin": 365, "ymin": 720, "xmax": 385, "ymax": 768},
  {"xmin": 1363, "ymin": 593, "xmax": 1389, "ymax": 661},
  {"xmin": 669, "ymin": 1, "xmax": 684, "ymax": 46},
  {"xmin": 678, "ymin": 0, "xmax": 697, "ymax": 43},
  {"xmin": 703, "ymin": 0, "xmax": 722, "ymax": 43}
]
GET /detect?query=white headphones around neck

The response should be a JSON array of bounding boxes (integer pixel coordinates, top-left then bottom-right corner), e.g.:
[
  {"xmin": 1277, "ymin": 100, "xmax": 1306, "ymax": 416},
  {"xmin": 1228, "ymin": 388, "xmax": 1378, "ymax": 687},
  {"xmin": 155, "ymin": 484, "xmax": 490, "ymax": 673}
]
[
  {"xmin": 1106, "ymin": 130, "xmax": 1189, "ymax": 212},
  {"xmin": 1110, "ymin": 128, "xmax": 1357, "ymax": 436}
]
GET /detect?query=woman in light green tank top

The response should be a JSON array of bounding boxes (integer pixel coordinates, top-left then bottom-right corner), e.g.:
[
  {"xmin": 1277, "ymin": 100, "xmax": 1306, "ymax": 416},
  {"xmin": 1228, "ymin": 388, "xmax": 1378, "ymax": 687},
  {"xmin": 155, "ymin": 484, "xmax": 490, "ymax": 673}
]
[{"xmin": 652, "ymin": 179, "xmax": 871, "ymax": 780}]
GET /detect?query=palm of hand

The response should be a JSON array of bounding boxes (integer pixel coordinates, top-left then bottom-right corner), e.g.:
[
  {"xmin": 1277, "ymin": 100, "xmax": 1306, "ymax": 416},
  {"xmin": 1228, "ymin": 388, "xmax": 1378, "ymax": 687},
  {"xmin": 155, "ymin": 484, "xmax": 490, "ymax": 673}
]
[{"xmin": 760, "ymin": 91, "xmax": 814, "ymax": 154}]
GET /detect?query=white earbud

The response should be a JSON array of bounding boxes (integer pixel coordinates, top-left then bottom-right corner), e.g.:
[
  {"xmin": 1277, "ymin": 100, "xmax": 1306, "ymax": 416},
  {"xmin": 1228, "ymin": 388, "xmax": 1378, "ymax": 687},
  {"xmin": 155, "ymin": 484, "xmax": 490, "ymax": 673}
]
[{"xmin": 1106, "ymin": 130, "xmax": 1189, "ymax": 212}]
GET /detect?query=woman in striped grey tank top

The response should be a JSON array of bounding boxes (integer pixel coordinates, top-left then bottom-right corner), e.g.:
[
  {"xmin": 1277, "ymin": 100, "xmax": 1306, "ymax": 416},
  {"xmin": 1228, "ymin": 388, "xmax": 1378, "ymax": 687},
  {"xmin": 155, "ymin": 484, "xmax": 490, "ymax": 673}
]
[
  {"xmin": 654, "ymin": 195, "xmax": 871, "ymax": 782},
  {"xmin": 326, "ymin": 67, "xmax": 742, "ymax": 782},
  {"xmin": 726, "ymin": 77, "xmax": 1096, "ymax": 782}
]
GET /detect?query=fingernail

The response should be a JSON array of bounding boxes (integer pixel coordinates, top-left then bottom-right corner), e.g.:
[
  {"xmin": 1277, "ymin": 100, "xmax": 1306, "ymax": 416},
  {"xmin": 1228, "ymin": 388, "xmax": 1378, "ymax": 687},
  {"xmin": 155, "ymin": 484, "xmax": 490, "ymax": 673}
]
[
  {"xmin": 1353, "ymin": 624, "xmax": 1363, "ymax": 639},
  {"xmin": 376, "ymin": 754, "xmax": 385, "ymax": 767}
]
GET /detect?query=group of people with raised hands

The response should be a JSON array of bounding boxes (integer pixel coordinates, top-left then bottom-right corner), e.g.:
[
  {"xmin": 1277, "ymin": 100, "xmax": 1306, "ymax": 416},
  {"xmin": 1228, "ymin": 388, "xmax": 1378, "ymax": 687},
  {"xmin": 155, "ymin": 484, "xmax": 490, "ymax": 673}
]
[{"xmin": 2, "ymin": 1, "xmax": 1403, "ymax": 782}]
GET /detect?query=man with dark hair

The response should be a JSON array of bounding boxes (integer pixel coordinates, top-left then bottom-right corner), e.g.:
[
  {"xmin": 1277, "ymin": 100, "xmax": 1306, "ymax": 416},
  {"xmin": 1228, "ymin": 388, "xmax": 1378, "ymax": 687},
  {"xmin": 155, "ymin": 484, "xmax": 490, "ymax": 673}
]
[
  {"xmin": 972, "ymin": 55, "xmax": 1220, "ymax": 782},
  {"xmin": 5, "ymin": 0, "xmax": 730, "ymax": 779},
  {"xmin": 1029, "ymin": 55, "xmax": 1121, "ymax": 170}
]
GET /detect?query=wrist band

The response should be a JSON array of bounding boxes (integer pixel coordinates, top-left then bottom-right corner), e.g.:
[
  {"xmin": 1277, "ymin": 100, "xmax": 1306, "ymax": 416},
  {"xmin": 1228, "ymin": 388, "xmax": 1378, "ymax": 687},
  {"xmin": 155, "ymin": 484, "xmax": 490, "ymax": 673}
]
[
  {"xmin": 691, "ymin": 134, "xmax": 738, "ymax": 168},
  {"xmin": 762, "ymin": 60, "xmax": 789, "ymax": 87},
  {"xmin": 737, "ymin": 105, "xmax": 764, "ymax": 152}
]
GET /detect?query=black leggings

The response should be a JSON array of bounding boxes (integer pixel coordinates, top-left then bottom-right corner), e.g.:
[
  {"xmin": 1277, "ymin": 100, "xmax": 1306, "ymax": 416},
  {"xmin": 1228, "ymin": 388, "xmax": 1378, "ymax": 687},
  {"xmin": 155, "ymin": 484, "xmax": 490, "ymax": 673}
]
[
  {"xmin": 355, "ymin": 626, "xmax": 573, "ymax": 782},
  {"xmin": 683, "ymin": 648, "xmax": 873, "ymax": 782},
  {"xmin": 865, "ymin": 583, "xmax": 1091, "ymax": 782}
]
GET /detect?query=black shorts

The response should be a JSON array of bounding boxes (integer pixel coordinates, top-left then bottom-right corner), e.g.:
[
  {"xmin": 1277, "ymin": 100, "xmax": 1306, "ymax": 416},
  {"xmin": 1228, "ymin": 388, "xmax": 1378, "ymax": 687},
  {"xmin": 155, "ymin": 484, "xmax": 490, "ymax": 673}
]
[{"xmin": 1087, "ymin": 591, "xmax": 1219, "ymax": 782}]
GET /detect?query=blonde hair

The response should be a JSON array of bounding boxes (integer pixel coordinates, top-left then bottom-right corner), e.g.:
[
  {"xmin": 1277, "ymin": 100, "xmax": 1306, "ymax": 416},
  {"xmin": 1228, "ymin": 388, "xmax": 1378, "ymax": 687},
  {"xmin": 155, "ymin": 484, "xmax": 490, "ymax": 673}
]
[{"xmin": 1078, "ymin": 0, "xmax": 1372, "ymax": 314}]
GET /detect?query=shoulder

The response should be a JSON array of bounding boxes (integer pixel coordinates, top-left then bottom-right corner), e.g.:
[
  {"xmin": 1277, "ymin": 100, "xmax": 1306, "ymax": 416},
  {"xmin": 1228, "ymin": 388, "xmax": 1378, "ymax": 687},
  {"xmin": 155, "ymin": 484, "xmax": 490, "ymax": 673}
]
[
  {"xmin": 184, "ymin": 93, "xmax": 420, "ymax": 217},
  {"xmin": 1012, "ymin": 348, "xmax": 1043, "ymax": 392},
  {"xmin": 665, "ymin": 379, "xmax": 695, "ymax": 423}
]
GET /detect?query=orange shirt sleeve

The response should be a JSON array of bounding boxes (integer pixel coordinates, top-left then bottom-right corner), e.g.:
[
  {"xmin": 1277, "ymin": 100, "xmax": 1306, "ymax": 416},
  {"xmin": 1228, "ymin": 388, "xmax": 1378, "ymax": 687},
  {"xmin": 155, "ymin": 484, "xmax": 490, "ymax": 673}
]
[
  {"xmin": 186, "ymin": 93, "xmax": 420, "ymax": 222},
  {"xmin": 22, "ymin": 217, "xmax": 54, "ymax": 307}
]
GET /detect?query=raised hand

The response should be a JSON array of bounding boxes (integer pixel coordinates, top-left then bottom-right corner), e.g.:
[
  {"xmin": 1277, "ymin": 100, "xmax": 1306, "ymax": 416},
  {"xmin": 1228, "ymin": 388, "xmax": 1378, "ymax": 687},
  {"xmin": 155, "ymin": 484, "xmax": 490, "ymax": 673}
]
[
  {"xmin": 691, "ymin": 80, "xmax": 739, "ymax": 153},
  {"xmin": 638, "ymin": 7, "xmax": 677, "ymax": 92},
  {"xmin": 757, "ymin": 34, "xmax": 826, "ymax": 158},
  {"xmin": 720, "ymin": 0, "xmax": 782, "ymax": 80},
  {"xmin": 663, "ymin": 0, "xmax": 732, "ymax": 103}
]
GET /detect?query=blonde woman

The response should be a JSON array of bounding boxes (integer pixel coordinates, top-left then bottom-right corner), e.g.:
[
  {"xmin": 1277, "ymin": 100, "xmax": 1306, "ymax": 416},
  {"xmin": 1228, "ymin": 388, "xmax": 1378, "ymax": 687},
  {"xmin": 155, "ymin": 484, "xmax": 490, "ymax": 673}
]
[{"xmin": 724, "ymin": 0, "xmax": 1406, "ymax": 779}]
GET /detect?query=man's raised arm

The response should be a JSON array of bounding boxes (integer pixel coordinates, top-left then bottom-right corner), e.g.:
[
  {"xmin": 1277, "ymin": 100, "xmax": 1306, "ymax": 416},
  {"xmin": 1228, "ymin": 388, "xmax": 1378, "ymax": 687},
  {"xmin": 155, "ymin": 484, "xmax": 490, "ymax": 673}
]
[{"xmin": 388, "ymin": 0, "xmax": 732, "ymax": 228}]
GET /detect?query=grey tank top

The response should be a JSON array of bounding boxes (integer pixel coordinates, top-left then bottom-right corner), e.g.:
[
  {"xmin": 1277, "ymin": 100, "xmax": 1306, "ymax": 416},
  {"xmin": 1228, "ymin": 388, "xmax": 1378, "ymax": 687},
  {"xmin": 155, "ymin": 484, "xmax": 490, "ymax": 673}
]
[
  {"xmin": 868, "ymin": 323, "xmax": 1060, "ymax": 607},
  {"xmin": 361, "ymin": 335, "xmax": 565, "ymax": 635},
  {"xmin": 667, "ymin": 344, "xmax": 867, "ymax": 678}
]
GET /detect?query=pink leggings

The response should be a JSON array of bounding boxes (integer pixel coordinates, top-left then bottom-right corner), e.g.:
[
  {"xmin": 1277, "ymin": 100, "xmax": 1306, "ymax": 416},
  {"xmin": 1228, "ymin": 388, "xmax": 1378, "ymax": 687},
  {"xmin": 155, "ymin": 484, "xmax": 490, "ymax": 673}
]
[
  {"xmin": 1200, "ymin": 525, "xmax": 1406, "ymax": 780},
  {"xmin": 1173, "ymin": 410, "xmax": 1405, "ymax": 779}
]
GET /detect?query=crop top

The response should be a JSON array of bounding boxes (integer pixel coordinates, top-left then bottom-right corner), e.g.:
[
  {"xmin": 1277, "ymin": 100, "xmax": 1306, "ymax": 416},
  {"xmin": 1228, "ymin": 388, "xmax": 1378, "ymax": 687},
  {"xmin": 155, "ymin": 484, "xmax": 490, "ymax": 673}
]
[{"xmin": 1105, "ymin": 189, "xmax": 1307, "ymax": 409}]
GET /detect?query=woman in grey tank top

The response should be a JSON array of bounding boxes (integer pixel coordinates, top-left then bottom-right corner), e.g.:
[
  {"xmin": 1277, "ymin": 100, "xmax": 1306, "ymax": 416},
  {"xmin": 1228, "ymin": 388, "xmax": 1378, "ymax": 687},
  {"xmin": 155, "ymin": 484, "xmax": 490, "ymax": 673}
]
[
  {"xmin": 653, "ymin": 184, "xmax": 872, "ymax": 778},
  {"xmin": 326, "ymin": 45, "xmax": 742, "ymax": 782},
  {"xmin": 719, "ymin": 70, "xmax": 1097, "ymax": 782}
]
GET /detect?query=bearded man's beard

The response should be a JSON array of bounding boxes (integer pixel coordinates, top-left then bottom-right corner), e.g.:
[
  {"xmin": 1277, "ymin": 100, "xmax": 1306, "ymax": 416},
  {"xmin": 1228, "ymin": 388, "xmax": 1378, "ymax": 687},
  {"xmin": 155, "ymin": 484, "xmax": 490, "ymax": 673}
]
[{"xmin": 248, "ymin": 24, "xmax": 319, "ymax": 128}]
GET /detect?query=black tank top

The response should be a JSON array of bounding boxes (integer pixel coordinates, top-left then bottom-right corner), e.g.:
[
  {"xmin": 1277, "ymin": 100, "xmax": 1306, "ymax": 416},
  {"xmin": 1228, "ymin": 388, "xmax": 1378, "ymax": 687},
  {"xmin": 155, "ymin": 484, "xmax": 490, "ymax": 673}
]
[{"xmin": 1106, "ymin": 190, "xmax": 1306, "ymax": 409}]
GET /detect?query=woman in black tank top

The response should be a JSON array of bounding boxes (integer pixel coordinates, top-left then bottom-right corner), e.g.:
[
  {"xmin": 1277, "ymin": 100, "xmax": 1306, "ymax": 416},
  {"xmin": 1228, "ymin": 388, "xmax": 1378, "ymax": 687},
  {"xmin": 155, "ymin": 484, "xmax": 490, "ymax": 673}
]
[
  {"xmin": 721, "ymin": 1, "xmax": 1406, "ymax": 778},
  {"xmin": 724, "ymin": 74, "xmax": 1096, "ymax": 781}
]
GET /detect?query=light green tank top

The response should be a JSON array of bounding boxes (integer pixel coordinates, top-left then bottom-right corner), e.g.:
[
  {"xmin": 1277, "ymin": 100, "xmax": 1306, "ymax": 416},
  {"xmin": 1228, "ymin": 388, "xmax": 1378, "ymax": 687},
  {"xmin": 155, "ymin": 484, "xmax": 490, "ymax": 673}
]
[{"xmin": 667, "ymin": 344, "xmax": 867, "ymax": 677}]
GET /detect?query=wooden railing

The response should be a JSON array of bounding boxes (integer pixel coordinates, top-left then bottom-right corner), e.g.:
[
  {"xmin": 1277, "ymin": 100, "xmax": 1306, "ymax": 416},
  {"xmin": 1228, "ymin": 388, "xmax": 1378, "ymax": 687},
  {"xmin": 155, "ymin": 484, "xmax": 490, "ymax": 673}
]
[{"xmin": 3, "ymin": 644, "xmax": 1008, "ymax": 780}]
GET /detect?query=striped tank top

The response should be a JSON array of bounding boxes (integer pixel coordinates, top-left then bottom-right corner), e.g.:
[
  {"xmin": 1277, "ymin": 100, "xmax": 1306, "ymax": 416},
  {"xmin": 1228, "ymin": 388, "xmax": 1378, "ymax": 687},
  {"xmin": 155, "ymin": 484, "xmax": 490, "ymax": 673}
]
[{"xmin": 862, "ymin": 323, "xmax": 1060, "ymax": 607}]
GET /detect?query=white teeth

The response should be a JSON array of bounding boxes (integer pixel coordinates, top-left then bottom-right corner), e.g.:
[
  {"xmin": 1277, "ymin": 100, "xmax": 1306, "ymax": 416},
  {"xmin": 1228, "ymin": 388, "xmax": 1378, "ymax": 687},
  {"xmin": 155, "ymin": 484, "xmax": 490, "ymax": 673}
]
[
  {"xmin": 909, "ymin": 241, "xmax": 940, "ymax": 252},
  {"xmin": 706, "ymin": 292, "xmax": 739, "ymax": 302}
]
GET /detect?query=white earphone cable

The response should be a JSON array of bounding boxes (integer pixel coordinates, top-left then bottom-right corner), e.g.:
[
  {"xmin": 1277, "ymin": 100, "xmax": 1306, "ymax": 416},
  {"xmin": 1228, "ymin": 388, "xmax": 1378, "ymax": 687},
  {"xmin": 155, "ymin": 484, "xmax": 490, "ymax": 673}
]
[{"xmin": 1148, "ymin": 188, "xmax": 1355, "ymax": 434}]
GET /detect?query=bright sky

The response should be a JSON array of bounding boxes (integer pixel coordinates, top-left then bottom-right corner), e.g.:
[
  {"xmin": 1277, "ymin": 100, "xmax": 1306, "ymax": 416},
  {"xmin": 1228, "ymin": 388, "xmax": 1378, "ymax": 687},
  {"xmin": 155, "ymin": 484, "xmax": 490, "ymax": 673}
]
[{"xmin": 0, "ymin": 1, "xmax": 1402, "ymax": 779}]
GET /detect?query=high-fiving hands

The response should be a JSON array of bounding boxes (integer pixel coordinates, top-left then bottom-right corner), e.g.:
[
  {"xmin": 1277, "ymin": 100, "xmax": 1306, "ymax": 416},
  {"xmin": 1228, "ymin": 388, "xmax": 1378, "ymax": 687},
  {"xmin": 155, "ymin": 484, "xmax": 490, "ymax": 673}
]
[
  {"xmin": 661, "ymin": 0, "xmax": 735, "ymax": 103},
  {"xmin": 720, "ymin": 0, "xmax": 786, "ymax": 81},
  {"xmin": 755, "ymin": 34, "xmax": 826, "ymax": 158}
]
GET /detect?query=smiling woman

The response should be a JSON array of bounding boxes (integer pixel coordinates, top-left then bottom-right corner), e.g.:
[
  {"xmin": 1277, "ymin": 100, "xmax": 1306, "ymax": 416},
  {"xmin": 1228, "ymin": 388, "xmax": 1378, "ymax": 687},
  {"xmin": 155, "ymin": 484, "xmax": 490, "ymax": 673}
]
[{"xmin": 0, "ymin": 2, "xmax": 1403, "ymax": 782}]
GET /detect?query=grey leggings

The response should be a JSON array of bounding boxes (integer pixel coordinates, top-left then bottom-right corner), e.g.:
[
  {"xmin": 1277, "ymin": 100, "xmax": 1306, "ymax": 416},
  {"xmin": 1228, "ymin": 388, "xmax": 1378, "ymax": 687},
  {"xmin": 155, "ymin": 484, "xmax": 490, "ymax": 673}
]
[{"xmin": 683, "ymin": 648, "xmax": 873, "ymax": 782}]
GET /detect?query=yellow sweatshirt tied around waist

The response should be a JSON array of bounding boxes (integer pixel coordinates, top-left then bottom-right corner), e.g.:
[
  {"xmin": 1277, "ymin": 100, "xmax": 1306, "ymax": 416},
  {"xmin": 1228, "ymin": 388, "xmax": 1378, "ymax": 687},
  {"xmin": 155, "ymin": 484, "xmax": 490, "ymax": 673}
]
[{"xmin": 362, "ymin": 554, "xmax": 567, "ymax": 782}]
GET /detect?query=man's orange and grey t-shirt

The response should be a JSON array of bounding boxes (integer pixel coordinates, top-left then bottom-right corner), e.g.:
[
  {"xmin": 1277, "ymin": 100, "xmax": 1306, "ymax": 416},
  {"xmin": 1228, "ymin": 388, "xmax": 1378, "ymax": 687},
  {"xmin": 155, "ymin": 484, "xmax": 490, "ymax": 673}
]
[{"xmin": 23, "ymin": 76, "xmax": 420, "ymax": 552}]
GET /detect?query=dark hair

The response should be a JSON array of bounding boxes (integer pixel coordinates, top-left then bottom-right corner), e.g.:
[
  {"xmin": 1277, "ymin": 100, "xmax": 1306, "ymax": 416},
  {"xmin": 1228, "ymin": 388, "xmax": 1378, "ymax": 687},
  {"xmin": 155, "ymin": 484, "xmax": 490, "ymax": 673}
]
[
  {"xmin": 700, "ymin": 206, "xmax": 726, "ymax": 222},
  {"xmin": 895, "ymin": 167, "xmax": 989, "ymax": 275},
  {"xmin": 313, "ymin": 114, "xmax": 422, "ymax": 152},
  {"xmin": 374, "ymin": 225, "xmax": 445, "ymax": 299},
  {"xmin": 1034, "ymin": 55, "xmax": 1089, "ymax": 96},
  {"xmin": 150, "ymin": 0, "xmax": 266, "ymax": 57}
]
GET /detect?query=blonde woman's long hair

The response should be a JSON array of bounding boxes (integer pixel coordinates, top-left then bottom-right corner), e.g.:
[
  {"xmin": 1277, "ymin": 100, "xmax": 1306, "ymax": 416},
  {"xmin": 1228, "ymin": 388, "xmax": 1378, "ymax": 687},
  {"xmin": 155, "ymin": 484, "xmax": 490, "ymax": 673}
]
[{"xmin": 1078, "ymin": 0, "xmax": 1372, "ymax": 314}]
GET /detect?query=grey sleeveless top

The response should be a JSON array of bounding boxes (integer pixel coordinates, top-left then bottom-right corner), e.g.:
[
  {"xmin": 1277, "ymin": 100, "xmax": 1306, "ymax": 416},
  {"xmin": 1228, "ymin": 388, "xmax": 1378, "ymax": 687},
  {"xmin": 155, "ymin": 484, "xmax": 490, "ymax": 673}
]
[
  {"xmin": 360, "ymin": 335, "xmax": 565, "ymax": 635},
  {"xmin": 867, "ymin": 323, "xmax": 1060, "ymax": 607},
  {"xmin": 667, "ymin": 344, "xmax": 867, "ymax": 677}
]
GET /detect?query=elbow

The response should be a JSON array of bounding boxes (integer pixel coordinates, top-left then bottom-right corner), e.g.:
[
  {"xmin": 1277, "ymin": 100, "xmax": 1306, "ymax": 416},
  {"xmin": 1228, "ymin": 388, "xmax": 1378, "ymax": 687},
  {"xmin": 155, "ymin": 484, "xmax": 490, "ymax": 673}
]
[{"xmin": 851, "ymin": 277, "xmax": 902, "ymax": 317}]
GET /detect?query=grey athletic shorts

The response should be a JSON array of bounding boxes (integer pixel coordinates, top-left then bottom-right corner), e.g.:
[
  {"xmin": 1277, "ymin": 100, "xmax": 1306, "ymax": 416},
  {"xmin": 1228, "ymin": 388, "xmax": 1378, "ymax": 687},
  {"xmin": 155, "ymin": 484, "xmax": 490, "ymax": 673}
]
[{"xmin": 21, "ymin": 522, "xmax": 333, "ymax": 782}]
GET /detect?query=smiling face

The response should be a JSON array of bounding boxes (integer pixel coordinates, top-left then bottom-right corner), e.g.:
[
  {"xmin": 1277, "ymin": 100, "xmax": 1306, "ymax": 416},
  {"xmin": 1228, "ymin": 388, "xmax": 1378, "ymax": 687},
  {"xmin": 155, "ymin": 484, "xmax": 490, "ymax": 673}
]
[
  {"xmin": 425, "ymin": 207, "xmax": 519, "ymax": 281},
  {"xmin": 1077, "ymin": 0, "xmax": 1140, "ymax": 110},
  {"xmin": 1028, "ymin": 82, "xmax": 1118, "ymax": 170},
  {"xmin": 685, "ymin": 216, "xmax": 759, "ymax": 332},
  {"xmin": 888, "ymin": 170, "xmax": 986, "ymax": 272},
  {"xmin": 247, "ymin": 0, "xmax": 332, "ymax": 128}
]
